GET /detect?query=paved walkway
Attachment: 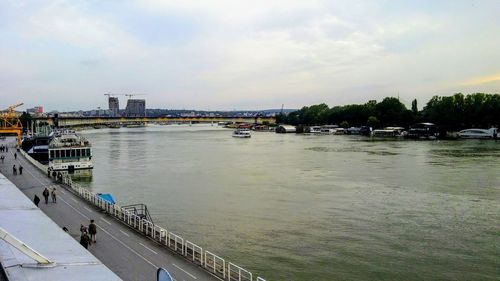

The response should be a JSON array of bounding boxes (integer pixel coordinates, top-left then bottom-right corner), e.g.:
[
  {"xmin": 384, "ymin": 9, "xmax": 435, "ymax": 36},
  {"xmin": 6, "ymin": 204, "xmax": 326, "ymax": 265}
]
[{"xmin": 0, "ymin": 138, "xmax": 220, "ymax": 281}]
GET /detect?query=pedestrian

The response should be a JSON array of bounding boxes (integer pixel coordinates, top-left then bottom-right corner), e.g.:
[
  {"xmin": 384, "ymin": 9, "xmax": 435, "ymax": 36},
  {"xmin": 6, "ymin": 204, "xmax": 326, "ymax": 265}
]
[
  {"xmin": 80, "ymin": 224, "xmax": 86, "ymax": 234},
  {"xmin": 42, "ymin": 187, "xmax": 50, "ymax": 204},
  {"xmin": 47, "ymin": 167, "xmax": 51, "ymax": 177},
  {"xmin": 51, "ymin": 187, "xmax": 57, "ymax": 203},
  {"xmin": 62, "ymin": 226, "xmax": 69, "ymax": 232},
  {"xmin": 19, "ymin": 165, "xmax": 23, "ymax": 175},
  {"xmin": 14, "ymin": 152, "xmax": 17, "ymax": 159},
  {"xmin": 33, "ymin": 194, "xmax": 40, "ymax": 207},
  {"xmin": 88, "ymin": 219, "xmax": 97, "ymax": 243},
  {"xmin": 80, "ymin": 231, "xmax": 90, "ymax": 249},
  {"xmin": 52, "ymin": 170, "xmax": 56, "ymax": 178},
  {"xmin": 12, "ymin": 165, "xmax": 17, "ymax": 175},
  {"xmin": 1, "ymin": 155, "xmax": 4, "ymax": 163}
]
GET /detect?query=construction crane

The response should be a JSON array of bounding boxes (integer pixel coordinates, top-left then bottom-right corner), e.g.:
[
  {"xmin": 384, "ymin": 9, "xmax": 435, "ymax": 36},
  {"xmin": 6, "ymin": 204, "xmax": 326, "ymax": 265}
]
[{"xmin": 0, "ymin": 103, "xmax": 24, "ymax": 146}]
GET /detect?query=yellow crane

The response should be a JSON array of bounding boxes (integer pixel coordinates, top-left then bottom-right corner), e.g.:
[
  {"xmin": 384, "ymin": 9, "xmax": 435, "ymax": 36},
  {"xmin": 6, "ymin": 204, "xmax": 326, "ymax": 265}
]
[{"xmin": 0, "ymin": 103, "xmax": 24, "ymax": 145}]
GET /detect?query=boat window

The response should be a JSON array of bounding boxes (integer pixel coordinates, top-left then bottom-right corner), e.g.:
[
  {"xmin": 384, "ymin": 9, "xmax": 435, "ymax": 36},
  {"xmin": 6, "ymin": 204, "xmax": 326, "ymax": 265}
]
[
  {"xmin": 61, "ymin": 150, "xmax": 65, "ymax": 158},
  {"xmin": 50, "ymin": 150, "xmax": 54, "ymax": 159},
  {"xmin": 55, "ymin": 150, "xmax": 59, "ymax": 158},
  {"xmin": 76, "ymin": 149, "xmax": 81, "ymax": 157},
  {"xmin": 87, "ymin": 148, "xmax": 91, "ymax": 156},
  {"xmin": 71, "ymin": 150, "xmax": 76, "ymax": 157},
  {"xmin": 66, "ymin": 149, "xmax": 71, "ymax": 157}
]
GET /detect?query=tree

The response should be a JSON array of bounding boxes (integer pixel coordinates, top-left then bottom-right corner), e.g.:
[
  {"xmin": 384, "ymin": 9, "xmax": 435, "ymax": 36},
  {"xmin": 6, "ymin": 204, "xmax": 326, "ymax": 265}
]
[
  {"xmin": 340, "ymin": 120, "xmax": 349, "ymax": 128},
  {"xmin": 19, "ymin": 112, "xmax": 33, "ymax": 132},
  {"xmin": 411, "ymin": 99, "xmax": 418, "ymax": 114},
  {"xmin": 367, "ymin": 116, "xmax": 380, "ymax": 128}
]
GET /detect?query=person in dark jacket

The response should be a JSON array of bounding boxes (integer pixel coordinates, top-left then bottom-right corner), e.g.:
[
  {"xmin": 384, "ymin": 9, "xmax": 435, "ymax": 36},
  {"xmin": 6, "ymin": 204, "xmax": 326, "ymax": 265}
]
[
  {"xmin": 80, "ymin": 231, "xmax": 90, "ymax": 249},
  {"xmin": 88, "ymin": 219, "xmax": 97, "ymax": 243},
  {"xmin": 42, "ymin": 187, "xmax": 50, "ymax": 204},
  {"xmin": 33, "ymin": 194, "xmax": 40, "ymax": 207},
  {"xmin": 19, "ymin": 165, "xmax": 23, "ymax": 175}
]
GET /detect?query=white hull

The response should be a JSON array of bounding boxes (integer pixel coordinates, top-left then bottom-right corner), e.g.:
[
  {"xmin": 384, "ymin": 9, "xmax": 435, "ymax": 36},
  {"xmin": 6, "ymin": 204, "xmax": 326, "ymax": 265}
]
[
  {"xmin": 50, "ymin": 161, "xmax": 93, "ymax": 171},
  {"xmin": 458, "ymin": 128, "xmax": 497, "ymax": 139},
  {"xmin": 232, "ymin": 134, "xmax": 251, "ymax": 138},
  {"xmin": 232, "ymin": 129, "xmax": 251, "ymax": 138}
]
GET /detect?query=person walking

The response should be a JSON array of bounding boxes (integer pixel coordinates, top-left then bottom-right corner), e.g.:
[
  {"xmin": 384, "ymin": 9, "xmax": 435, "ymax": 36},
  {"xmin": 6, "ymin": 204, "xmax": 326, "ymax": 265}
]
[
  {"xmin": 51, "ymin": 187, "xmax": 57, "ymax": 203},
  {"xmin": 88, "ymin": 219, "xmax": 97, "ymax": 243},
  {"xmin": 14, "ymin": 152, "xmax": 17, "ymax": 160},
  {"xmin": 19, "ymin": 165, "xmax": 23, "ymax": 175},
  {"xmin": 33, "ymin": 194, "xmax": 40, "ymax": 207},
  {"xmin": 1, "ymin": 155, "xmax": 4, "ymax": 163},
  {"xmin": 80, "ymin": 231, "xmax": 90, "ymax": 249},
  {"xmin": 12, "ymin": 165, "xmax": 17, "ymax": 175},
  {"xmin": 42, "ymin": 187, "xmax": 50, "ymax": 204}
]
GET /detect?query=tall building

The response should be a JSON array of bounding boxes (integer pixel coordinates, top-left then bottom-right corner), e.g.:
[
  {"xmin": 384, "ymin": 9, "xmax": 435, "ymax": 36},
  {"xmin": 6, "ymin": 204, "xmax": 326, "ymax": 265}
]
[
  {"xmin": 125, "ymin": 99, "xmax": 146, "ymax": 117},
  {"xmin": 108, "ymin": 97, "xmax": 119, "ymax": 117}
]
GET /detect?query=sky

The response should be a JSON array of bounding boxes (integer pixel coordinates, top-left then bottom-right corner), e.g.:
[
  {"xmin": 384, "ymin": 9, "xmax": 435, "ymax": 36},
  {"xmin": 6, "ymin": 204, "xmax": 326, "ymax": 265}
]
[{"xmin": 0, "ymin": 0, "xmax": 499, "ymax": 111}]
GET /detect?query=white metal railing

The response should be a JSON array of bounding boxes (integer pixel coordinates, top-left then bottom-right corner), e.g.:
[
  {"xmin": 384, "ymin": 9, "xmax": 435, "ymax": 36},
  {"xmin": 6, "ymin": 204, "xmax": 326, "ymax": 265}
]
[
  {"xmin": 19, "ymin": 151, "xmax": 268, "ymax": 281},
  {"xmin": 185, "ymin": 240, "xmax": 203, "ymax": 265},
  {"xmin": 229, "ymin": 262, "xmax": 253, "ymax": 281},
  {"xmin": 167, "ymin": 232, "xmax": 184, "ymax": 254},
  {"xmin": 205, "ymin": 250, "xmax": 226, "ymax": 279}
]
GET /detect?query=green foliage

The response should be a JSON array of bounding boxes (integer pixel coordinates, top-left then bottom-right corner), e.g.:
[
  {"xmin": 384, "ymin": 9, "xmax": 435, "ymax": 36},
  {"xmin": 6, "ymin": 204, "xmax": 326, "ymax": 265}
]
[
  {"xmin": 19, "ymin": 112, "xmax": 32, "ymax": 129},
  {"xmin": 340, "ymin": 120, "xmax": 349, "ymax": 128},
  {"xmin": 367, "ymin": 116, "xmax": 381, "ymax": 128},
  {"xmin": 422, "ymin": 93, "xmax": 499, "ymax": 130},
  {"xmin": 278, "ymin": 93, "xmax": 499, "ymax": 130}
]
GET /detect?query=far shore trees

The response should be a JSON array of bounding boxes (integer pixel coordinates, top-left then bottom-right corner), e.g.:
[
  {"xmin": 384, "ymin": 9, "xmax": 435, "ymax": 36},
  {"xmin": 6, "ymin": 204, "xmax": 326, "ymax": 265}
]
[{"xmin": 277, "ymin": 93, "xmax": 499, "ymax": 130}]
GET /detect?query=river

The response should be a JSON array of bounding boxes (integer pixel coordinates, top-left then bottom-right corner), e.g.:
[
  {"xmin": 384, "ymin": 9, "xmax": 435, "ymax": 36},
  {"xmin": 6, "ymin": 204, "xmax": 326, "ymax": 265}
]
[{"xmin": 75, "ymin": 124, "xmax": 500, "ymax": 281}]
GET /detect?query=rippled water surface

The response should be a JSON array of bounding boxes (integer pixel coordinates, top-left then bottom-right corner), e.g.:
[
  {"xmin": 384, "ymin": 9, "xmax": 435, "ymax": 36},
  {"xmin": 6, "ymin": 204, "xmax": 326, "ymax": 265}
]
[{"xmin": 76, "ymin": 125, "xmax": 500, "ymax": 280}]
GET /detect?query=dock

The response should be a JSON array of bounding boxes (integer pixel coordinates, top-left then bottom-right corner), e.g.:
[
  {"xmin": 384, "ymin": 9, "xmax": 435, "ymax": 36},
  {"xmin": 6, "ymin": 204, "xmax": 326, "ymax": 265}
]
[{"xmin": 0, "ymin": 138, "xmax": 238, "ymax": 281}]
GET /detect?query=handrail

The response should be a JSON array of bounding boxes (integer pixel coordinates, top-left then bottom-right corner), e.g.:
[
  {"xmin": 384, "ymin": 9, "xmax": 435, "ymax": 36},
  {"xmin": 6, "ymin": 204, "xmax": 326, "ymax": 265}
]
[{"xmin": 19, "ymin": 151, "xmax": 268, "ymax": 281}]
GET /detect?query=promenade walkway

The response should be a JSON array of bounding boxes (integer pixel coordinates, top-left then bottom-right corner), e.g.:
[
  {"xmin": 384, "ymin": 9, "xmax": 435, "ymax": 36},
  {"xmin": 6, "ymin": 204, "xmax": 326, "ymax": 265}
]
[{"xmin": 0, "ymin": 138, "xmax": 220, "ymax": 281}]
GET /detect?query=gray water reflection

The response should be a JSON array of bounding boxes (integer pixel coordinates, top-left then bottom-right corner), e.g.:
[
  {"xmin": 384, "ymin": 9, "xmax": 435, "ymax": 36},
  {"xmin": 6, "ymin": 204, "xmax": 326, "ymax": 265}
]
[{"xmin": 76, "ymin": 125, "xmax": 500, "ymax": 280}]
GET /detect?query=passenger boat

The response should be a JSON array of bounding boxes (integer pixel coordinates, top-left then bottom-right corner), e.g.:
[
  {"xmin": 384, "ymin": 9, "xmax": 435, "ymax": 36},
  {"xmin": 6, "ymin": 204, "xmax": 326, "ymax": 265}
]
[
  {"xmin": 372, "ymin": 127, "xmax": 406, "ymax": 138},
  {"xmin": 406, "ymin": 123, "xmax": 439, "ymax": 139},
  {"xmin": 48, "ymin": 130, "xmax": 93, "ymax": 172},
  {"xmin": 232, "ymin": 129, "xmax": 251, "ymax": 138},
  {"xmin": 22, "ymin": 134, "xmax": 53, "ymax": 164},
  {"xmin": 320, "ymin": 125, "xmax": 339, "ymax": 134},
  {"xmin": 458, "ymin": 128, "xmax": 497, "ymax": 139},
  {"xmin": 346, "ymin": 127, "xmax": 361, "ymax": 135},
  {"xmin": 309, "ymin": 126, "xmax": 322, "ymax": 134}
]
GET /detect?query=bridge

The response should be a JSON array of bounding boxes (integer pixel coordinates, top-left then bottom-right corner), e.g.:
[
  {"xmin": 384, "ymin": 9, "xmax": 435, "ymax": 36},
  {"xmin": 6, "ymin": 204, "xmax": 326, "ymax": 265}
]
[{"xmin": 34, "ymin": 116, "xmax": 276, "ymax": 128}]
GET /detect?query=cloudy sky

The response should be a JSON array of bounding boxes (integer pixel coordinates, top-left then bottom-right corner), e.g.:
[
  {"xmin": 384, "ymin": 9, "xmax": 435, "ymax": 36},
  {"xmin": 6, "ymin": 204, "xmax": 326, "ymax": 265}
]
[{"xmin": 1, "ymin": 0, "xmax": 499, "ymax": 111}]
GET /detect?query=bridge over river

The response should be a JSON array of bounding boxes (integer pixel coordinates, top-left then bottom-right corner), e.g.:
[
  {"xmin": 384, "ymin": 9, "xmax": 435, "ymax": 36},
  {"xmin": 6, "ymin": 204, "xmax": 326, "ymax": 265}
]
[{"xmin": 34, "ymin": 116, "xmax": 276, "ymax": 128}]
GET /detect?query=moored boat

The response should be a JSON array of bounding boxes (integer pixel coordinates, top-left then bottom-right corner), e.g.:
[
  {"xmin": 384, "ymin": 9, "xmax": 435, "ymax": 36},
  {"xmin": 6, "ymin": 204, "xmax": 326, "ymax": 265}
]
[
  {"xmin": 372, "ymin": 127, "xmax": 406, "ymax": 138},
  {"xmin": 48, "ymin": 130, "xmax": 93, "ymax": 172},
  {"xmin": 309, "ymin": 126, "xmax": 322, "ymax": 134},
  {"xmin": 232, "ymin": 129, "xmax": 251, "ymax": 138},
  {"xmin": 458, "ymin": 128, "xmax": 497, "ymax": 139}
]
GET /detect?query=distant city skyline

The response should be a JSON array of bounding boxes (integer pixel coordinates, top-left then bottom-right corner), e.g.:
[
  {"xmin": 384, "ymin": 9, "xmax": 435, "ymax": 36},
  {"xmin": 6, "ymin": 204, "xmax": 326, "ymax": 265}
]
[{"xmin": 1, "ymin": 0, "xmax": 499, "ymax": 112}]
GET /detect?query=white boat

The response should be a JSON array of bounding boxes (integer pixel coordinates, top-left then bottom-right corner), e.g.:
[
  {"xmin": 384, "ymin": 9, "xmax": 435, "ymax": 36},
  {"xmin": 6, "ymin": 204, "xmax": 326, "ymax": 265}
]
[
  {"xmin": 333, "ymin": 128, "xmax": 345, "ymax": 135},
  {"xmin": 48, "ymin": 130, "xmax": 93, "ymax": 172},
  {"xmin": 372, "ymin": 127, "xmax": 407, "ymax": 138},
  {"xmin": 458, "ymin": 128, "xmax": 497, "ymax": 139},
  {"xmin": 309, "ymin": 126, "xmax": 322, "ymax": 134},
  {"xmin": 232, "ymin": 129, "xmax": 251, "ymax": 138},
  {"xmin": 320, "ymin": 125, "xmax": 339, "ymax": 134}
]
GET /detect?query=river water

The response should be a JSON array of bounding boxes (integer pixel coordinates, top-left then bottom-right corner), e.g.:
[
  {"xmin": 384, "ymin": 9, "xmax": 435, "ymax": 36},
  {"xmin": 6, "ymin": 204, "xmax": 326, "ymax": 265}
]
[{"xmin": 76, "ymin": 124, "xmax": 499, "ymax": 281}]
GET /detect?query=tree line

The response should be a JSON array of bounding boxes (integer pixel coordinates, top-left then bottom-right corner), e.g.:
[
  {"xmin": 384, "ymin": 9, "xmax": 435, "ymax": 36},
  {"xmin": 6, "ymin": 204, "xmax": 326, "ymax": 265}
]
[{"xmin": 276, "ymin": 93, "xmax": 500, "ymax": 130}]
